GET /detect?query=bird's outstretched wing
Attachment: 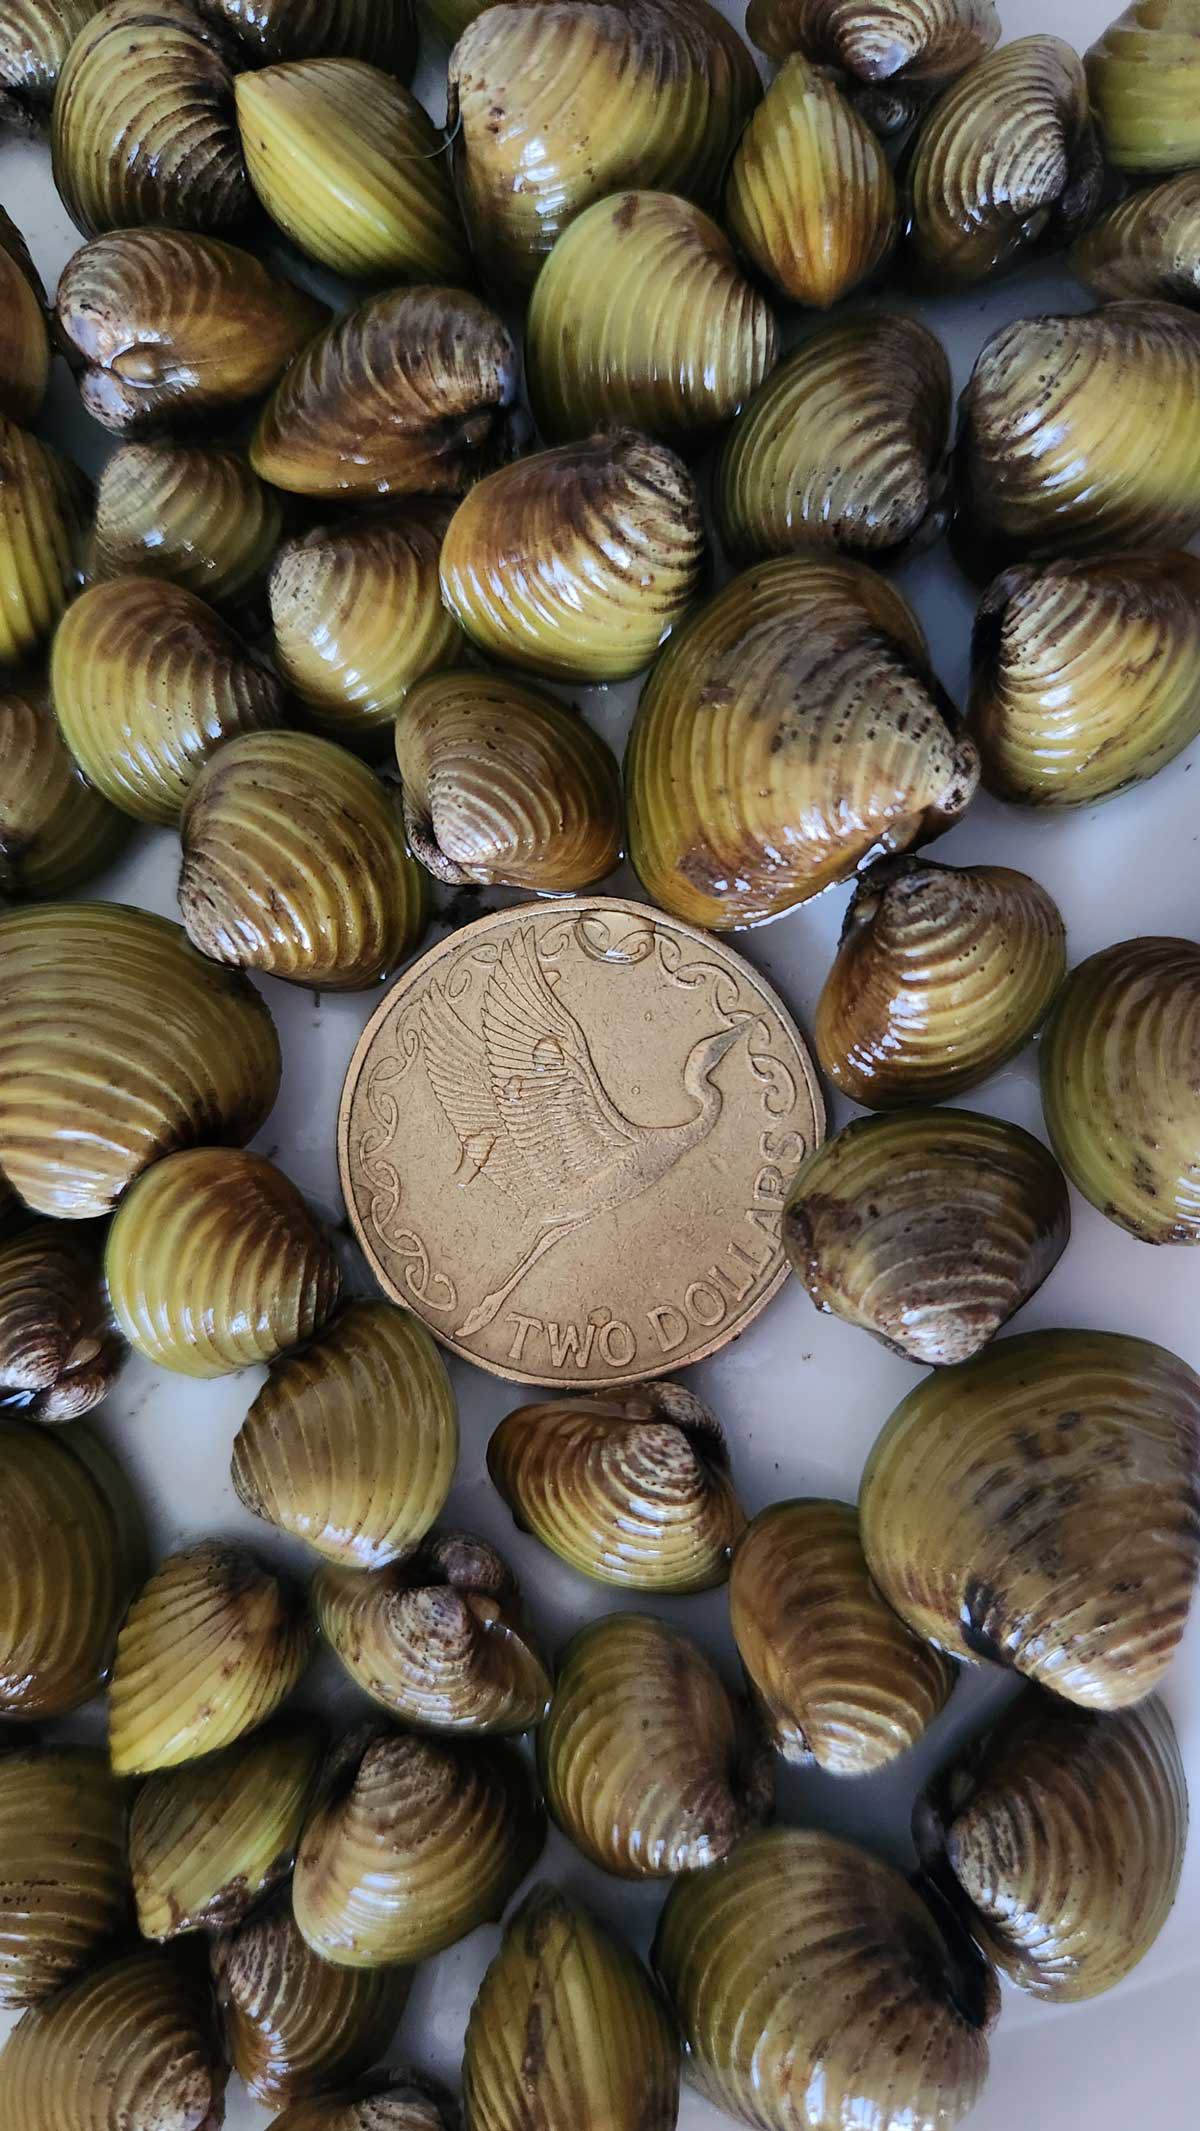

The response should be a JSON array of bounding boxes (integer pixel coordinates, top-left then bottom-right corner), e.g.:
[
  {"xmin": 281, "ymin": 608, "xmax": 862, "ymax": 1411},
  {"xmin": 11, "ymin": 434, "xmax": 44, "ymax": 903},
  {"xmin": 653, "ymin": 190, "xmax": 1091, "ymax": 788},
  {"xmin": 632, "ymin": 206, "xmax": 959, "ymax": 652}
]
[{"xmin": 419, "ymin": 982, "xmax": 532, "ymax": 1214}]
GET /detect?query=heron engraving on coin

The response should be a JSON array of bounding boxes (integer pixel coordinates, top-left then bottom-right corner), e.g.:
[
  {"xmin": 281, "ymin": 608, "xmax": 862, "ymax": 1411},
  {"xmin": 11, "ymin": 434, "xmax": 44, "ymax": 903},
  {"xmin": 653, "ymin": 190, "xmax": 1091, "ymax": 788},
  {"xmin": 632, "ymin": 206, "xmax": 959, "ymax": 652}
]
[{"xmin": 420, "ymin": 926, "xmax": 748, "ymax": 1336}]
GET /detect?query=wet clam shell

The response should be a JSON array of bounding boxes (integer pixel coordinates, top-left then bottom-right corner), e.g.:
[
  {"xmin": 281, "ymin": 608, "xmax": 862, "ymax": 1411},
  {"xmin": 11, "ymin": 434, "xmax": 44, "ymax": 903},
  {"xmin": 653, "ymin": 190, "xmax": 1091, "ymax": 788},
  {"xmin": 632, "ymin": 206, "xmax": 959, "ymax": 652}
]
[
  {"xmin": 231, "ymin": 1299, "xmax": 458, "ymax": 1570},
  {"xmin": 783, "ymin": 1109, "xmax": 1070, "ymax": 1366},
  {"xmin": 0, "ymin": 1218, "xmax": 124, "ymax": 1422},
  {"xmin": 1074, "ymin": 172, "xmax": 1200, "ymax": 304},
  {"xmin": 0, "ymin": 0, "xmax": 100, "ymax": 124},
  {"xmin": 89, "ymin": 441, "xmax": 285, "ymax": 612},
  {"xmin": 213, "ymin": 1901, "xmax": 412, "ymax": 2106},
  {"xmin": 108, "ymin": 1539, "xmax": 313, "ymax": 1774},
  {"xmin": 179, "ymin": 729, "xmax": 428, "ymax": 989},
  {"xmin": 0, "ymin": 900, "xmax": 281, "ymax": 1219},
  {"xmin": 195, "ymin": 0, "xmax": 416, "ymax": 72},
  {"xmin": 859, "ymin": 1326, "xmax": 1200, "ymax": 1709},
  {"xmin": 292, "ymin": 1724, "xmax": 545, "ymax": 1966},
  {"xmin": 0, "ymin": 1947, "xmax": 227, "ymax": 2131},
  {"xmin": 0, "ymin": 232, "xmax": 49, "ymax": 422},
  {"xmin": 1085, "ymin": 0, "xmax": 1200, "ymax": 174},
  {"xmin": 0, "ymin": 1746, "xmax": 129, "ymax": 2006},
  {"xmin": 487, "ymin": 1381, "xmax": 743, "ymax": 1592},
  {"xmin": 0, "ymin": 682, "xmax": 128, "ymax": 898},
  {"xmin": 526, "ymin": 190, "xmax": 777, "ymax": 446},
  {"xmin": 625, "ymin": 557, "xmax": 978, "ymax": 930},
  {"xmin": 0, "ymin": 420, "xmax": 90, "ymax": 669},
  {"xmin": 314, "ymin": 1530, "xmax": 551, "ymax": 1734},
  {"xmin": 815, "ymin": 856, "xmax": 1066, "ymax": 1107},
  {"xmin": 265, "ymin": 2082, "xmax": 455, "ymax": 2131},
  {"xmin": 745, "ymin": 0, "xmax": 1000, "ymax": 92},
  {"xmin": 538, "ymin": 1611, "xmax": 773, "ymax": 1878},
  {"xmin": 104, "ymin": 1146, "xmax": 341, "ymax": 1376}
]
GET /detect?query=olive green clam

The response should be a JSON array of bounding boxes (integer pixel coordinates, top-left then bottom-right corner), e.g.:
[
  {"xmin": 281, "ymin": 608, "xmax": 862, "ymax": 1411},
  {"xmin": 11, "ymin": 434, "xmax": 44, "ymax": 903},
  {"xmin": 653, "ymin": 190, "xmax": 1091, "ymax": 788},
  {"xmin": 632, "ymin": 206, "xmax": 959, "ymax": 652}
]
[
  {"xmin": 815, "ymin": 857, "xmax": 1066, "ymax": 1107},
  {"xmin": 784, "ymin": 1110, "xmax": 1070, "ymax": 1366},
  {"xmin": 1, "ymin": 0, "xmax": 100, "ymax": 125},
  {"xmin": 626, "ymin": 558, "xmax": 978, "ymax": 930},
  {"xmin": 265, "ymin": 2082, "xmax": 456, "ymax": 2131},
  {"xmin": 716, "ymin": 313, "xmax": 951, "ymax": 564},
  {"xmin": 653, "ymin": 1826, "xmax": 996, "ymax": 2131},
  {"xmin": 1074, "ymin": 173, "xmax": 1200, "ymax": 303},
  {"xmin": 0, "ymin": 1218, "xmax": 124, "ymax": 1422},
  {"xmin": 179, "ymin": 730, "xmax": 428, "ymax": 989},
  {"xmin": 538, "ymin": 1611, "xmax": 772, "ymax": 1877},
  {"xmin": 195, "ymin": 0, "xmax": 415, "ymax": 72},
  {"xmin": 0, "ymin": 421, "xmax": 90, "ymax": 669},
  {"xmin": 395, "ymin": 668, "xmax": 622, "ymax": 891},
  {"xmin": 0, "ymin": 1747, "xmax": 129, "ymax": 2006},
  {"xmin": 0, "ymin": 208, "xmax": 41, "ymax": 294},
  {"xmin": 89, "ymin": 442, "xmax": 285, "ymax": 613},
  {"xmin": 213, "ymin": 1901, "xmax": 413, "ymax": 2106},
  {"xmin": 0, "ymin": 683, "xmax": 128, "ymax": 899},
  {"xmin": 1085, "ymin": 0, "xmax": 1200, "ymax": 173},
  {"xmin": 745, "ymin": 0, "xmax": 1000, "ymax": 134},
  {"xmin": 292, "ymin": 1724, "xmax": 545, "ymax": 1966},
  {"xmin": 526, "ymin": 191, "xmax": 776, "ymax": 445},
  {"xmin": 0, "ymin": 901, "xmax": 281, "ymax": 1219},
  {"xmin": 108, "ymin": 1539, "xmax": 313, "ymax": 1774},
  {"xmin": 0, "ymin": 228, "xmax": 49, "ymax": 422},
  {"xmin": 314, "ymin": 1531, "xmax": 551, "ymax": 1733},
  {"xmin": 0, "ymin": 1947, "xmax": 227, "ymax": 2131},
  {"xmin": 463, "ymin": 1884, "xmax": 680, "ymax": 2131}
]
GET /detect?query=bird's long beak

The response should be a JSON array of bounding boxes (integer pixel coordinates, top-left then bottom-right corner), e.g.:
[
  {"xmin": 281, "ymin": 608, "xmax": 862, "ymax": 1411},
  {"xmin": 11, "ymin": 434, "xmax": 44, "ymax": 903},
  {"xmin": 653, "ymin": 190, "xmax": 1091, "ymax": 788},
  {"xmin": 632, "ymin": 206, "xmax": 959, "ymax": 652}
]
[{"xmin": 706, "ymin": 1019, "xmax": 750, "ymax": 1065}]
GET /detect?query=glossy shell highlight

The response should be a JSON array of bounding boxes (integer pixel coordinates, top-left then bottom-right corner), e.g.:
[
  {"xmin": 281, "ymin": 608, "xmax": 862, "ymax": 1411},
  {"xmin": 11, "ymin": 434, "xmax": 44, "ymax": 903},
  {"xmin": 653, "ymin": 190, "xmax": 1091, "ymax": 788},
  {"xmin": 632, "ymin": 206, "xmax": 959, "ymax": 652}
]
[
  {"xmin": 1, "ymin": 0, "xmax": 102, "ymax": 123},
  {"xmin": 0, "ymin": 420, "xmax": 89, "ymax": 668},
  {"xmin": 0, "ymin": 1948, "xmax": 226, "ymax": 2131},
  {"xmin": 195, "ymin": 0, "xmax": 415, "ymax": 70},
  {"xmin": 213, "ymin": 1900, "xmax": 412, "ymax": 2106},
  {"xmin": 0, "ymin": 682, "xmax": 128, "ymax": 898},
  {"xmin": 0, "ymin": 1218, "xmax": 123, "ymax": 1422},
  {"xmin": 0, "ymin": 1747, "xmax": 129, "ymax": 2006},
  {"xmin": 745, "ymin": 0, "xmax": 1000, "ymax": 97},
  {"xmin": 89, "ymin": 441, "xmax": 285, "ymax": 612},
  {"xmin": 1085, "ymin": 0, "xmax": 1200, "ymax": 173}
]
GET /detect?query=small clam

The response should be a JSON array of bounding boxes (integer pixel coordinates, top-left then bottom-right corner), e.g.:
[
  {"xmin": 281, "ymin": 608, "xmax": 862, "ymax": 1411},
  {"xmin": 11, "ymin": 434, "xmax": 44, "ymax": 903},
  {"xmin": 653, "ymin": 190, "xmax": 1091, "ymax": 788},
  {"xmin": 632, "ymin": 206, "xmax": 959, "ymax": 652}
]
[
  {"xmin": 725, "ymin": 56, "xmax": 897, "ymax": 306},
  {"xmin": 625, "ymin": 558, "xmax": 978, "ymax": 931},
  {"xmin": 729, "ymin": 1498, "xmax": 956, "ymax": 1774},
  {"xmin": 0, "ymin": 1948, "xmax": 227, "ymax": 2131},
  {"xmin": 194, "ymin": 0, "xmax": 415, "ymax": 72},
  {"xmin": 1085, "ymin": 0, "xmax": 1200, "ymax": 173},
  {"xmin": 745, "ymin": 0, "xmax": 1000, "ymax": 133},
  {"xmin": 0, "ymin": 1746, "xmax": 129, "ymax": 2006},
  {"xmin": 1, "ymin": 0, "xmax": 101, "ymax": 126},
  {"xmin": 263, "ymin": 2081, "xmax": 455, "ymax": 2131},
  {"xmin": 231, "ymin": 1299, "xmax": 458, "ymax": 1570},
  {"xmin": 784, "ymin": 1110, "xmax": 1070, "ymax": 1366},
  {"xmin": 0, "ymin": 1413, "xmax": 146, "ymax": 1716},
  {"xmin": 488, "ymin": 1382, "xmax": 744, "ymax": 1592},
  {"xmin": 236, "ymin": 59, "xmax": 468, "ymax": 281},
  {"xmin": 179, "ymin": 730, "xmax": 428, "ymax": 989},
  {"xmin": 213, "ymin": 1900, "xmax": 412, "ymax": 2106},
  {"xmin": 860, "ymin": 1327, "xmax": 1200, "ymax": 1709},
  {"xmin": 653, "ymin": 1826, "xmax": 996, "ymax": 2131},
  {"xmin": 1040, "ymin": 936, "xmax": 1200, "ymax": 1244},
  {"xmin": 716, "ymin": 313, "xmax": 951, "ymax": 564},
  {"xmin": 463, "ymin": 1883, "xmax": 680, "ymax": 2131},
  {"xmin": 526, "ymin": 191, "xmax": 777, "ymax": 445},
  {"xmin": 55, "ymin": 227, "xmax": 326, "ymax": 435},
  {"xmin": 292, "ymin": 1724, "xmax": 545, "ymax": 1965},
  {"xmin": 108, "ymin": 1539, "xmax": 313, "ymax": 1774},
  {"xmin": 0, "ymin": 225, "xmax": 49, "ymax": 422},
  {"xmin": 314, "ymin": 1530, "xmax": 551, "ymax": 1733},
  {"xmin": 104, "ymin": 1147, "xmax": 341, "ymax": 1376},
  {"xmin": 0, "ymin": 1218, "xmax": 124, "ymax": 1422},
  {"xmin": 51, "ymin": 576, "xmax": 287, "ymax": 826},
  {"xmin": 538, "ymin": 1611, "xmax": 772, "ymax": 1878},
  {"xmin": 130, "ymin": 1716, "xmax": 324, "ymax": 1939},
  {"xmin": 815, "ymin": 857, "xmax": 1066, "ymax": 1107},
  {"xmin": 0, "ymin": 900, "xmax": 281, "ymax": 1219},
  {"xmin": 1074, "ymin": 173, "xmax": 1200, "ymax": 304},
  {"xmin": 0, "ymin": 683, "xmax": 128, "ymax": 899},
  {"xmin": 51, "ymin": 0, "xmax": 249, "ymax": 236},
  {"xmin": 0, "ymin": 420, "xmax": 89, "ymax": 669},
  {"xmin": 89, "ymin": 441, "xmax": 285, "ymax": 613},
  {"xmin": 251, "ymin": 285, "xmax": 521, "ymax": 499},
  {"xmin": 395, "ymin": 668, "xmax": 622, "ymax": 891}
]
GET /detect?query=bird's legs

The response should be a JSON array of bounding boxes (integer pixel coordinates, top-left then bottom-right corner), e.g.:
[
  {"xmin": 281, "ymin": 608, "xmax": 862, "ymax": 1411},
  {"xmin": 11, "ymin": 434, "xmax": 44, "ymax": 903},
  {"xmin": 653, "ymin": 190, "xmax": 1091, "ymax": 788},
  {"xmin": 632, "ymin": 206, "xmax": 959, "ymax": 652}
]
[{"xmin": 455, "ymin": 1217, "xmax": 581, "ymax": 1337}]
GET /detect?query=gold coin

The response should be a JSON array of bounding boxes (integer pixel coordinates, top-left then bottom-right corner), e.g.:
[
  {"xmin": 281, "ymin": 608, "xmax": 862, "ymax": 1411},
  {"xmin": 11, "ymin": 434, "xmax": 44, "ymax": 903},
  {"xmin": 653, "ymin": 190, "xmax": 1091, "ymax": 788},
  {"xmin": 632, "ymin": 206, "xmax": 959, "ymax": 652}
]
[{"xmin": 338, "ymin": 897, "xmax": 824, "ymax": 1387}]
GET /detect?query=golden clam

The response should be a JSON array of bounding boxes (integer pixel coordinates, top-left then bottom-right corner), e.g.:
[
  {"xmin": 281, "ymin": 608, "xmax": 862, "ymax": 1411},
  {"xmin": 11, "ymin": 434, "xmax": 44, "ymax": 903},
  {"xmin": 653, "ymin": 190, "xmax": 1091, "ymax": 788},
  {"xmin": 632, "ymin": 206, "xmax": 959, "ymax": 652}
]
[
  {"xmin": 214, "ymin": 1901, "xmax": 412, "ymax": 2107},
  {"xmin": 488, "ymin": 1382, "xmax": 743, "ymax": 1592},
  {"xmin": 0, "ymin": 1218, "xmax": 123, "ymax": 1422},
  {"xmin": 745, "ymin": 0, "xmax": 1000, "ymax": 128},
  {"xmin": 195, "ymin": 0, "xmax": 416, "ymax": 72},
  {"xmin": 108, "ymin": 1539, "xmax": 313, "ymax": 1774},
  {"xmin": 625, "ymin": 557, "xmax": 978, "ymax": 930},
  {"xmin": 0, "ymin": 420, "xmax": 90, "ymax": 669},
  {"xmin": 0, "ymin": 1948, "xmax": 227, "ymax": 2131},
  {"xmin": 784, "ymin": 1109, "xmax": 1070, "ymax": 1366},
  {"xmin": 0, "ymin": 227, "xmax": 48, "ymax": 423},
  {"xmin": 815, "ymin": 856, "xmax": 1066, "ymax": 1106},
  {"xmin": 1074, "ymin": 172, "xmax": 1200, "ymax": 303},
  {"xmin": 264, "ymin": 2081, "xmax": 456, "ymax": 2131},
  {"xmin": 526, "ymin": 190, "xmax": 776, "ymax": 445},
  {"xmin": 1085, "ymin": 0, "xmax": 1200, "ymax": 173},
  {"xmin": 0, "ymin": 1747, "xmax": 129, "ymax": 2006},
  {"xmin": 0, "ymin": 900, "xmax": 280, "ymax": 1220},
  {"xmin": 89, "ymin": 441, "xmax": 285, "ymax": 613},
  {"xmin": 0, "ymin": 0, "xmax": 101, "ymax": 125},
  {"xmin": 0, "ymin": 682, "xmax": 128, "ymax": 899},
  {"xmin": 395, "ymin": 668, "xmax": 622, "ymax": 891},
  {"xmin": 231, "ymin": 1298, "xmax": 458, "ymax": 1569},
  {"xmin": 0, "ymin": 208, "xmax": 41, "ymax": 291},
  {"xmin": 292, "ymin": 1724, "xmax": 545, "ymax": 1965},
  {"xmin": 179, "ymin": 729, "xmax": 428, "ymax": 988}
]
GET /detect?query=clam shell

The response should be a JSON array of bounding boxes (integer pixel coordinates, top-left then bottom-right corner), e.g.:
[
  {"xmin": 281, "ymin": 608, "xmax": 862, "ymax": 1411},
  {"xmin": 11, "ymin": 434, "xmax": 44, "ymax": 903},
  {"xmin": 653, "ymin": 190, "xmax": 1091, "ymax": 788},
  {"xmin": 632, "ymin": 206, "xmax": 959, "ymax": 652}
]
[
  {"xmin": 0, "ymin": 1948, "xmax": 227, "ymax": 2131},
  {"xmin": 815, "ymin": 855, "xmax": 1066, "ymax": 1107},
  {"xmin": 0, "ymin": 900, "xmax": 281, "ymax": 1219},
  {"xmin": 0, "ymin": 208, "xmax": 42, "ymax": 297},
  {"xmin": 860, "ymin": 1326, "xmax": 1200, "ymax": 1709},
  {"xmin": 179, "ymin": 729, "xmax": 428, "ymax": 989},
  {"xmin": 725, "ymin": 56, "xmax": 897, "ymax": 306},
  {"xmin": 130, "ymin": 1716, "xmax": 324, "ymax": 1939},
  {"xmin": 537, "ymin": 1610, "xmax": 773, "ymax": 1877},
  {"xmin": 0, "ymin": 232, "xmax": 49, "ymax": 422},
  {"xmin": 108, "ymin": 1539, "xmax": 313, "ymax": 1773},
  {"xmin": 104, "ymin": 1146, "xmax": 341, "ymax": 1376},
  {"xmin": 652, "ymin": 1825, "xmax": 996, "ymax": 2131},
  {"xmin": 0, "ymin": 1217, "xmax": 123, "ymax": 1422},
  {"xmin": 51, "ymin": 575, "xmax": 287, "ymax": 826},
  {"xmin": 213, "ymin": 1900, "xmax": 412, "ymax": 2105},
  {"xmin": 729, "ymin": 1498, "xmax": 956, "ymax": 1773},
  {"xmin": 194, "ymin": 0, "xmax": 415, "ymax": 72},
  {"xmin": 0, "ymin": 0, "xmax": 100, "ymax": 122},
  {"xmin": 463, "ymin": 1883, "xmax": 680, "ymax": 2131},
  {"xmin": 716, "ymin": 312, "xmax": 951, "ymax": 564},
  {"xmin": 745, "ymin": 0, "xmax": 1000, "ymax": 88},
  {"xmin": 236, "ymin": 59, "xmax": 468, "ymax": 281},
  {"xmin": 292, "ymin": 1724, "xmax": 545, "ymax": 1965},
  {"xmin": 488, "ymin": 1381, "xmax": 744, "ymax": 1592},
  {"xmin": 264, "ymin": 2082, "xmax": 454, "ymax": 2131},
  {"xmin": 625, "ymin": 557, "xmax": 978, "ymax": 930},
  {"xmin": 0, "ymin": 1746, "xmax": 129, "ymax": 2006},
  {"xmin": 395, "ymin": 668, "xmax": 622, "ymax": 890},
  {"xmin": 251, "ymin": 284, "xmax": 521, "ymax": 499},
  {"xmin": 55, "ymin": 227, "xmax": 326, "ymax": 435},
  {"xmin": 231, "ymin": 1299, "xmax": 458, "ymax": 1569},
  {"xmin": 0, "ymin": 682, "xmax": 128, "ymax": 899},
  {"xmin": 447, "ymin": 0, "xmax": 760, "ymax": 290},
  {"xmin": 314, "ymin": 1530, "xmax": 551, "ymax": 1733},
  {"xmin": 1085, "ymin": 0, "xmax": 1200, "ymax": 173},
  {"xmin": 51, "ymin": 0, "xmax": 249, "ymax": 237},
  {"xmin": 784, "ymin": 1108, "xmax": 1070, "ymax": 1366},
  {"xmin": 526, "ymin": 190, "xmax": 776, "ymax": 445},
  {"xmin": 0, "ymin": 420, "xmax": 90, "ymax": 669},
  {"xmin": 0, "ymin": 1413, "xmax": 146, "ymax": 1717},
  {"xmin": 89, "ymin": 441, "xmax": 285, "ymax": 612},
  {"xmin": 1040, "ymin": 935, "xmax": 1200, "ymax": 1244},
  {"xmin": 1074, "ymin": 172, "xmax": 1200, "ymax": 304}
]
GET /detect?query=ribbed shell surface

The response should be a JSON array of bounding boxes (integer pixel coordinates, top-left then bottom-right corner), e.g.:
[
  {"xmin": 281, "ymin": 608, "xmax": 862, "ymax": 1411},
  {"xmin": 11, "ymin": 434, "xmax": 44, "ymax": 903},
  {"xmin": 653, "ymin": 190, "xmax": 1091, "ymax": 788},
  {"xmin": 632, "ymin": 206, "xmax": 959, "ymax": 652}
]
[
  {"xmin": 267, "ymin": 2085, "xmax": 453, "ymax": 2131},
  {"xmin": 1084, "ymin": 0, "xmax": 1200, "ymax": 173},
  {"xmin": 746, "ymin": 0, "xmax": 1000, "ymax": 83},
  {"xmin": 0, "ymin": 683, "xmax": 128, "ymax": 898},
  {"xmin": 0, "ymin": 419, "xmax": 89, "ymax": 668},
  {"xmin": 0, "ymin": 0, "xmax": 101, "ymax": 115},
  {"xmin": 1074, "ymin": 172, "xmax": 1200, "ymax": 304},
  {"xmin": 0, "ymin": 1217, "xmax": 123, "ymax": 1421},
  {"xmin": 0, "ymin": 1948, "xmax": 226, "ymax": 2131},
  {"xmin": 213, "ymin": 1902, "xmax": 412, "ymax": 2105},
  {"xmin": 194, "ymin": 0, "xmax": 416, "ymax": 71},
  {"xmin": 0, "ymin": 1747, "xmax": 129, "ymax": 2007},
  {"xmin": 89, "ymin": 442, "xmax": 284, "ymax": 610},
  {"xmin": 0, "ymin": 241, "xmax": 49, "ymax": 423}
]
